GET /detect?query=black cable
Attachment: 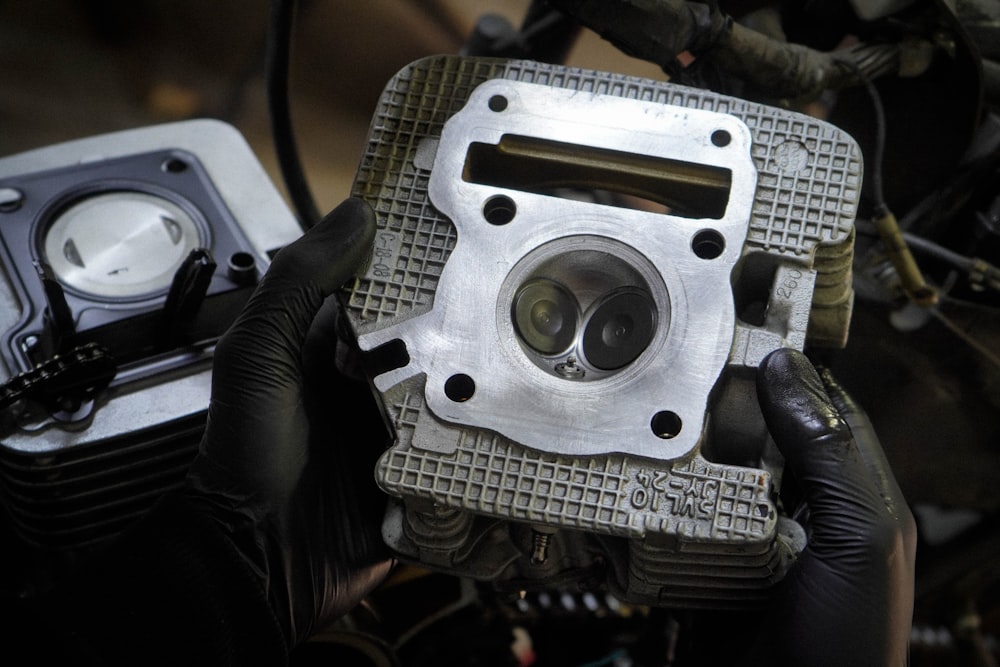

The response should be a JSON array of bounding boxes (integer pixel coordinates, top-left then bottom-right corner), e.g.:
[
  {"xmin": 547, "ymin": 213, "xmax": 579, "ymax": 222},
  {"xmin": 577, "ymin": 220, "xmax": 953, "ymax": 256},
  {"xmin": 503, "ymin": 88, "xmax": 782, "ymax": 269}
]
[
  {"xmin": 266, "ymin": 0, "xmax": 321, "ymax": 230},
  {"xmin": 841, "ymin": 57, "xmax": 940, "ymax": 304},
  {"xmin": 839, "ymin": 58, "xmax": 889, "ymax": 213}
]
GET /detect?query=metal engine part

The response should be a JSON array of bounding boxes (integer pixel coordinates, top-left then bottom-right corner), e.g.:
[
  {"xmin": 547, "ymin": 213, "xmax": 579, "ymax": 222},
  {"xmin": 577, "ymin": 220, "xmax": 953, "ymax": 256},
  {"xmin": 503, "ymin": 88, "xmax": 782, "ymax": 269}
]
[
  {"xmin": 0, "ymin": 120, "xmax": 302, "ymax": 549},
  {"xmin": 343, "ymin": 56, "xmax": 860, "ymax": 608}
]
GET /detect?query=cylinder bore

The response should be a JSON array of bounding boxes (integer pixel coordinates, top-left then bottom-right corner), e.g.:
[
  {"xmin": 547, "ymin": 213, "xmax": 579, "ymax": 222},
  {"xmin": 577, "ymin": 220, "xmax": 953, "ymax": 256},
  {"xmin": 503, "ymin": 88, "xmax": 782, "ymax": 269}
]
[{"xmin": 43, "ymin": 190, "xmax": 202, "ymax": 300}]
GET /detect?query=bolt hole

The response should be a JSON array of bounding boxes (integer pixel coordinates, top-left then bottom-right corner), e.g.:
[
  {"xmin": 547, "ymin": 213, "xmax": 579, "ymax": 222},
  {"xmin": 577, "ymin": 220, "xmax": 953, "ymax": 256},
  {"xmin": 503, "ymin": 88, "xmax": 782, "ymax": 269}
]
[
  {"xmin": 488, "ymin": 94, "xmax": 509, "ymax": 112},
  {"xmin": 651, "ymin": 411, "xmax": 682, "ymax": 439},
  {"xmin": 483, "ymin": 195, "xmax": 517, "ymax": 225},
  {"xmin": 711, "ymin": 129, "xmax": 732, "ymax": 147},
  {"xmin": 445, "ymin": 374, "xmax": 476, "ymax": 402},
  {"xmin": 163, "ymin": 157, "xmax": 188, "ymax": 173},
  {"xmin": 692, "ymin": 229, "xmax": 725, "ymax": 259}
]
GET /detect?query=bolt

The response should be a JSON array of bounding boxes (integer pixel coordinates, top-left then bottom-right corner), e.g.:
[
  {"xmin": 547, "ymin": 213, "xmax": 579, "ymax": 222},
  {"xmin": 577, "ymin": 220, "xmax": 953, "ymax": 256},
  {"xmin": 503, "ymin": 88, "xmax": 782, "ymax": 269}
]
[{"xmin": 531, "ymin": 530, "xmax": 551, "ymax": 565}]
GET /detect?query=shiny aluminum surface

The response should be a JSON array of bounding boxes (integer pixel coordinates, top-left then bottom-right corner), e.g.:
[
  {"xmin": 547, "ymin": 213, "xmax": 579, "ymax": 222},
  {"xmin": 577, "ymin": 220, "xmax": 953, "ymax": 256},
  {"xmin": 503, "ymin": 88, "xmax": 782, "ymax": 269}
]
[{"xmin": 359, "ymin": 79, "xmax": 758, "ymax": 460}]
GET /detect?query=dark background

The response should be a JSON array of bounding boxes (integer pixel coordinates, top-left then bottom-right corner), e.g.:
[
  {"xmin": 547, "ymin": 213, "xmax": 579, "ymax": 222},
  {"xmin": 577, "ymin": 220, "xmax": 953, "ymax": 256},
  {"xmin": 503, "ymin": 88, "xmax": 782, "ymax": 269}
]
[{"xmin": 0, "ymin": 0, "xmax": 661, "ymax": 212}]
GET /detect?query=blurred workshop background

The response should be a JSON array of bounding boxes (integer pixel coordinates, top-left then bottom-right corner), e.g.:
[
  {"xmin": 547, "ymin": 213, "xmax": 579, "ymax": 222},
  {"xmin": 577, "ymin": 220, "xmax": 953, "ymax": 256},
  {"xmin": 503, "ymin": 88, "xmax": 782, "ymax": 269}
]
[{"xmin": 0, "ymin": 0, "xmax": 662, "ymax": 213}]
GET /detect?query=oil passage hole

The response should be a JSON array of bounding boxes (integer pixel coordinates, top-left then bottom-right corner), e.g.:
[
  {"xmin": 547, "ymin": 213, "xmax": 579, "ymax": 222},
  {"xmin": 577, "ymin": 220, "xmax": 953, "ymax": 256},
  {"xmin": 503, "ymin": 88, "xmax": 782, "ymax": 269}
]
[
  {"xmin": 651, "ymin": 411, "xmax": 682, "ymax": 439},
  {"xmin": 445, "ymin": 374, "xmax": 476, "ymax": 402},
  {"xmin": 483, "ymin": 195, "xmax": 517, "ymax": 225},
  {"xmin": 162, "ymin": 157, "xmax": 188, "ymax": 173},
  {"xmin": 488, "ymin": 95, "xmax": 509, "ymax": 112},
  {"xmin": 692, "ymin": 229, "xmax": 725, "ymax": 259},
  {"xmin": 711, "ymin": 130, "xmax": 732, "ymax": 147}
]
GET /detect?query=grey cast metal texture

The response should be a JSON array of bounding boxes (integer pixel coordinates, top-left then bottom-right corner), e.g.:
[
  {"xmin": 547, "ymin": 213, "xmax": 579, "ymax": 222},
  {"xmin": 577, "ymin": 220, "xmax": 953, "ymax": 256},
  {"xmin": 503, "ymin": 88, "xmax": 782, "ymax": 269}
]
[{"xmin": 342, "ymin": 56, "xmax": 860, "ymax": 607}]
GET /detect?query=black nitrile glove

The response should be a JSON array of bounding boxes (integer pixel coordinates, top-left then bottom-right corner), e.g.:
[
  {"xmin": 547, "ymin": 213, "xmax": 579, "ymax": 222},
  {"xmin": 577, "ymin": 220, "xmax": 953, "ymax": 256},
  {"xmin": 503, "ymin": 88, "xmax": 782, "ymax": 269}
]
[
  {"xmin": 752, "ymin": 348, "xmax": 917, "ymax": 667},
  {"xmin": 184, "ymin": 196, "xmax": 393, "ymax": 649}
]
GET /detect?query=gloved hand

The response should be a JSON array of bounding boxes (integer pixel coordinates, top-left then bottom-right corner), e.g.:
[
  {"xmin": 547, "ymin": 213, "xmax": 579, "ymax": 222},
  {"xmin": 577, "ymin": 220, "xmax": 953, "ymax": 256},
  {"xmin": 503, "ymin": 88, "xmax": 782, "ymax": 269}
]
[
  {"xmin": 184, "ymin": 197, "xmax": 393, "ymax": 649},
  {"xmin": 751, "ymin": 348, "xmax": 917, "ymax": 666}
]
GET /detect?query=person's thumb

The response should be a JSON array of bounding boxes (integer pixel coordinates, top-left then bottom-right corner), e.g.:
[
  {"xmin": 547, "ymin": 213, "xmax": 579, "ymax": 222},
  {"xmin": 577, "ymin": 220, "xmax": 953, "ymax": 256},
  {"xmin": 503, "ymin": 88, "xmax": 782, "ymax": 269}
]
[
  {"xmin": 755, "ymin": 348, "xmax": 881, "ymax": 555},
  {"xmin": 221, "ymin": 198, "xmax": 375, "ymax": 367},
  {"xmin": 199, "ymin": 198, "xmax": 375, "ymax": 481}
]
